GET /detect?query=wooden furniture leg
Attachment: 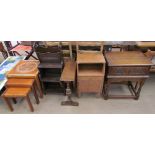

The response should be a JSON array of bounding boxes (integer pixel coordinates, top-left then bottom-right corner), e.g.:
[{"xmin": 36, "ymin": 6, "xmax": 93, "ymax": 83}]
[
  {"xmin": 32, "ymin": 85, "xmax": 39, "ymax": 104},
  {"xmin": 77, "ymin": 87, "xmax": 81, "ymax": 98},
  {"xmin": 135, "ymin": 80, "xmax": 145, "ymax": 100},
  {"xmin": 25, "ymin": 95, "xmax": 34, "ymax": 112},
  {"xmin": 103, "ymin": 81, "xmax": 110, "ymax": 100},
  {"xmin": 3, "ymin": 97, "xmax": 14, "ymax": 112},
  {"xmin": 35, "ymin": 75, "xmax": 43, "ymax": 98},
  {"xmin": 127, "ymin": 81, "xmax": 135, "ymax": 96},
  {"xmin": 134, "ymin": 82, "xmax": 138, "ymax": 90},
  {"xmin": 12, "ymin": 98, "xmax": 17, "ymax": 104},
  {"xmin": 128, "ymin": 80, "xmax": 145, "ymax": 100},
  {"xmin": 61, "ymin": 82, "xmax": 79, "ymax": 106}
]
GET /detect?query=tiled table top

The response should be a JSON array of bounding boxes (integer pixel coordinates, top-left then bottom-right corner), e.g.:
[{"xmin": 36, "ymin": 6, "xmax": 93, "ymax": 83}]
[{"xmin": 0, "ymin": 56, "xmax": 25, "ymax": 91}]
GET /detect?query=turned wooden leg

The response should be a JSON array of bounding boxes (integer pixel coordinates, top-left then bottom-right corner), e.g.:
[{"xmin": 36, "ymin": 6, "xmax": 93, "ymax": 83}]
[
  {"xmin": 35, "ymin": 75, "xmax": 43, "ymax": 98},
  {"xmin": 32, "ymin": 85, "xmax": 39, "ymax": 104},
  {"xmin": 25, "ymin": 95, "xmax": 34, "ymax": 112},
  {"xmin": 61, "ymin": 82, "xmax": 79, "ymax": 106},
  {"xmin": 3, "ymin": 97, "xmax": 14, "ymax": 112},
  {"xmin": 12, "ymin": 98, "xmax": 17, "ymax": 104}
]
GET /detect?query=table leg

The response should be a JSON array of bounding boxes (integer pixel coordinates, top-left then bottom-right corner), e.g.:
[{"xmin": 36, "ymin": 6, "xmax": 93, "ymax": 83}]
[
  {"xmin": 135, "ymin": 80, "xmax": 145, "ymax": 100},
  {"xmin": 3, "ymin": 97, "xmax": 14, "ymax": 112},
  {"xmin": 32, "ymin": 85, "xmax": 39, "ymax": 104},
  {"xmin": 105, "ymin": 79, "xmax": 146, "ymax": 100},
  {"xmin": 103, "ymin": 81, "xmax": 110, "ymax": 100},
  {"xmin": 35, "ymin": 75, "xmax": 43, "ymax": 98},
  {"xmin": 26, "ymin": 95, "xmax": 34, "ymax": 112},
  {"xmin": 12, "ymin": 98, "xmax": 17, "ymax": 104},
  {"xmin": 61, "ymin": 82, "xmax": 79, "ymax": 106}
]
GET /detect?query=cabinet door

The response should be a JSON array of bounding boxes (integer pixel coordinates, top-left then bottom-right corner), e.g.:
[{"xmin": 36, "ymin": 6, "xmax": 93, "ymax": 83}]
[{"xmin": 78, "ymin": 76, "xmax": 103, "ymax": 93}]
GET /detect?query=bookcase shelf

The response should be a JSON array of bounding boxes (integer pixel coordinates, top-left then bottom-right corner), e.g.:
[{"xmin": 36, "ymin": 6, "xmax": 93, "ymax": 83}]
[{"xmin": 78, "ymin": 64, "xmax": 104, "ymax": 76}]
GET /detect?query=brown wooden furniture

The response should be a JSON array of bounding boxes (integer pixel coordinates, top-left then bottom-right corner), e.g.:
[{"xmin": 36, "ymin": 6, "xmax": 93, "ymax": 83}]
[
  {"xmin": 7, "ymin": 60, "xmax": 43, "ymax": 98},
  {"xmin": 6, "ymin": 78, "xmax": 39, "ymax": 104},
  {"xmin": 104, "ymin": 51, "xmax": 153, "ymax": 99},
  {"xmin": 104, "ymin": 41, "xmax": 137, "ymax": 52},
  {"xmin": 76, "ymin": 41, "xmax": 104, "ymax": 53},
  {"xmin": 136, "ymin": 41, "xmax": 155, "ymax": 53},
  {"xmin": 60, "ymin": 42, "xmax": 73, "ymax": 61},
  {"xmin": 144, "ymin": 50, "xmax": 155, "ymax": 72},
  {"xmin": 43, "ymin": 41, "xmax": 60, "ymax": 47},
  {"xmin": 34, "ymin": 42, "xmax": 64, "ymax": 93},
  {"xmin": 2, "ymin": 87, "xmax": 36, "ymax": 112},
  {"xmin": 60, "ymin": 60, "xmax": 78, "ymax": 106},
  {"xmin": 136, "ymin": 41, "xmax": 155, "ymax": 48},
  {"xmin": 77, "ymin": 52, "xmax": 105, "ymax": 97},
  {"xmin": 43, "ymin": 41, "xmax": 73, "ymax": 58}
]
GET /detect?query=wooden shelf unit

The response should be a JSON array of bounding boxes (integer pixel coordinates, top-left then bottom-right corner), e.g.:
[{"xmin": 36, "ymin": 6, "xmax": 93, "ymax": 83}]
[{"xmin": 38, "ymin": 64, "xmax": 63, "ymax": 94}]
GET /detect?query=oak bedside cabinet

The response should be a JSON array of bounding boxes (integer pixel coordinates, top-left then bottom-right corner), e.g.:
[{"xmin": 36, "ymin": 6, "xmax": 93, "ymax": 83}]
[{"xmin": 77, "ymin": 52, "xmax": 106, "ymax": 97}]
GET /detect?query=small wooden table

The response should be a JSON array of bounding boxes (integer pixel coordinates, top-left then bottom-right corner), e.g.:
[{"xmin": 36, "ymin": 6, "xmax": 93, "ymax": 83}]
[
  {"xmin": 104, "ymin": 51, "xmax": 153, "ymax": 99},
  {"xmin": 60, "ymin": 60, "xmax": 78, "ymax": 106},
  {"xmin": 7, "ymin": 60, "xmax": 43, "ymax": 98}
]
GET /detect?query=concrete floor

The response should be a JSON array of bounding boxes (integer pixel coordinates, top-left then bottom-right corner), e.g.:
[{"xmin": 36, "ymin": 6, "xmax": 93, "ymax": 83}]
[{"xmin": 0, "ymin": 73, "xmax": 155, "ymax": 114}]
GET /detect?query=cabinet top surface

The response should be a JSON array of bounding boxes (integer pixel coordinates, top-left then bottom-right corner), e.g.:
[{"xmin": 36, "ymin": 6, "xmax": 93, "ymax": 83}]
[
  {"xmin": 105, "ymin": 51, "xmax": 153, "ymax": 66},
  {"xmin": 77, "ymin": 53, "xmax": 105, "ymax": 64},
  {"xmin": 60, "ymin": 60, "xmax": 76, "ymax": 82}
]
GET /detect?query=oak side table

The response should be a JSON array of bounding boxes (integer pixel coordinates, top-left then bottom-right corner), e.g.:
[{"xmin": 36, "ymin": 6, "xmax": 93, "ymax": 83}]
[
  {"xmin": 103, "ymin": 51, "xmax": 153, "ymax": 100},
  {"xmin": 60, "ymin": 60, "xmax": 78, "ymax": 106}
]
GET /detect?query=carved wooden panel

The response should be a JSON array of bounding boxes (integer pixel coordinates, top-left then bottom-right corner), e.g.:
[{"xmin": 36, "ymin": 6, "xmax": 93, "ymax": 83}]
[{"xmin": 108, "ymin": 66, "xmax": 150, "ymax": 76}]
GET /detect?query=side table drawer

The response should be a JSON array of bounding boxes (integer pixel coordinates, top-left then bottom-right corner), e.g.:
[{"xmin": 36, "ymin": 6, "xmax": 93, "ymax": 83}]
[{"xmin": 108, "ymin": 66, "xmax": 150, "ymax": 76}]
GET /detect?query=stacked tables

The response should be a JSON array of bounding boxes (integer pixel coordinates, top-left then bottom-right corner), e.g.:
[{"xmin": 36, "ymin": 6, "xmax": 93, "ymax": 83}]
[
  {"xmin": 103, "ymin": 51, "xmax": 153, "ymax": 99},
  {"xmin": 7, "ymin": 60, "xmax": 43, "ymax": 98}
]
